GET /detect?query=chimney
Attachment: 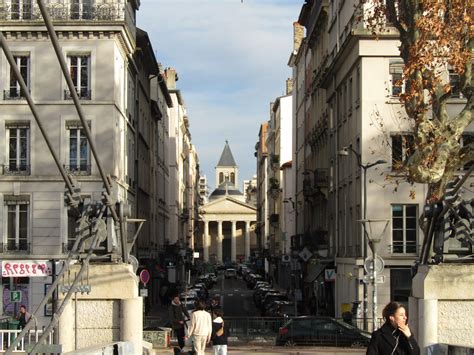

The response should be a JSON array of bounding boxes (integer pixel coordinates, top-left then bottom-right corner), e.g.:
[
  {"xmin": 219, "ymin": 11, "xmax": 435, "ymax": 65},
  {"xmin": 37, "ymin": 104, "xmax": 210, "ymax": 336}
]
[
  {"xmin": 293, "ymin": 22, "xmax": 304, "ymax": 53},
  {"xmin": 286, "ymin": 78, "xmax": 293, "ymax": 95},
  {"xmin": 164, "ymin": 67, "xmax": 178, "ymax": 90}
]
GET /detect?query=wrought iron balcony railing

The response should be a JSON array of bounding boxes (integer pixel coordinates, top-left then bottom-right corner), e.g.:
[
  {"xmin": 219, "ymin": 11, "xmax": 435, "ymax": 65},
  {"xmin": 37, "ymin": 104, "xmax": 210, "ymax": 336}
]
[
  {"xmin": 64, "ymin": 164, "xmax": 91, "ymax": 175},
  {"xmin": 2, "ymin": 164, "xmax": 31, "ymax": 175},
  {"xmin": 0, "ymin": 1, "xmax": 125, "ymax": 22},
  {"xmin": 64, "ymin": 89, "xmax": 91, "ymax": 100},
  {"xmin": 3, "ymin": 89, "xmax": 28, "ymax": 100}
]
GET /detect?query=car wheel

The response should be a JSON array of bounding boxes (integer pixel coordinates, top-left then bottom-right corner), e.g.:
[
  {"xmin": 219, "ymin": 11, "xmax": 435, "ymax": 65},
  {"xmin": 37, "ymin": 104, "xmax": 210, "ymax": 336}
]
[
  {"xmin": 284, "ymin": 339, "xmax": 296, "ymax": 347},
  {"xmin": 350, "ymin": 340, "xmax": 365, "ymax": 348}
]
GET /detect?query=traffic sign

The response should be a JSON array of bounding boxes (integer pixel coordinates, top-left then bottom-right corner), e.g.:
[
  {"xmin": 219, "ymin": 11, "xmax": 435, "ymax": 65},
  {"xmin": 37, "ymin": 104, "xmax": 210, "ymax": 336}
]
[
  {"xmin": 362, "ymin": 275, "xmax": 386, "ymax": 284},
  {"xmin": 10, "ymin": 290, "xmax": 22, "ymax": 303},
  {"xmin": 364, "ymin": 255, "xmax": 385, "ymax": 273},
  {"xmin": 140, "ymin": 269, "xmax": 151, "ymax": 286}
]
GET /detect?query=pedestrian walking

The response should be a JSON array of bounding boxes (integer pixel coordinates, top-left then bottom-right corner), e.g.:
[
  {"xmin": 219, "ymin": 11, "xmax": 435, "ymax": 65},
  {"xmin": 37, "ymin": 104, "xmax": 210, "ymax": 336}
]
[
  {"xmin": 168, "ymin": 294, "xmax": 190, "ymax": 351},
  {"xmin": 211, "ymin": 309, "xmax": 228, "ymax": 355},
  {"xmin": 366, "ymin": 301, "xmax": 420, "ymax": 355},
  {"xmin": 188, "ymin": 300, "xmax": 212, "ymax": 355},
  {"xmin": 16, "ymin": 304, "xmax": 30, "ymax": 329}
]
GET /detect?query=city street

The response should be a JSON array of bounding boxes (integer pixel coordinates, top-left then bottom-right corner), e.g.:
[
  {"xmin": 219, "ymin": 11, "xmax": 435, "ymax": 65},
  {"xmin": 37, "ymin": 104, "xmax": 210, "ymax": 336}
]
[{"xmin": 210, "ymin": 272, "xmax": 261, "ymax": 317}]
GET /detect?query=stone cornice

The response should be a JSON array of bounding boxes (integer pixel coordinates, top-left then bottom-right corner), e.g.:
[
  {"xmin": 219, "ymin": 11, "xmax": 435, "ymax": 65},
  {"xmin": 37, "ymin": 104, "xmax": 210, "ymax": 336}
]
[{"xmin": 2, "ymin": 29, "xmax": 133, "ymax": 55}]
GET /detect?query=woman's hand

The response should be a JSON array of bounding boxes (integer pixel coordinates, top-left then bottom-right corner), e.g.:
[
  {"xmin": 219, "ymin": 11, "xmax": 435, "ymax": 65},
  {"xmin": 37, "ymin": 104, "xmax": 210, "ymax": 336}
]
[{"xmin": 398, "ymin": 322, "xmax": 412, "ymax": 338}]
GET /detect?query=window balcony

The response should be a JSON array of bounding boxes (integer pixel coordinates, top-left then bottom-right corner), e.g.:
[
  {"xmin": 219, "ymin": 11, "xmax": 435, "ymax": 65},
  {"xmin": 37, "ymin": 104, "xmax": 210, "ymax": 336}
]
[
  {"xmin": 0, "ymin": 1, "xmax": 125, "ymax": 22},
  {"xmin": 64, "ymin": 89, "xmax": 91, "ymax": 100},
  {"xmin": 64, "ymin": 164, "xmax": 91, "ymax": 176},
  {"xmin": 2, "ymin": 164, "xmax": 31, "ymax": 176},
  {"xmin": 3, "ymin": 89, "xmax": 28, "ymax": 100}
]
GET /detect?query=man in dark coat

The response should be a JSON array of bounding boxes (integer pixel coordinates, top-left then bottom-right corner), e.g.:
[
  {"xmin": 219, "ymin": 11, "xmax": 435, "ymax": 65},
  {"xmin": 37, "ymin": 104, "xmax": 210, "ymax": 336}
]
[{"xmin": 168, "ymin": 294, "xmax": 190, "ymax": 350}]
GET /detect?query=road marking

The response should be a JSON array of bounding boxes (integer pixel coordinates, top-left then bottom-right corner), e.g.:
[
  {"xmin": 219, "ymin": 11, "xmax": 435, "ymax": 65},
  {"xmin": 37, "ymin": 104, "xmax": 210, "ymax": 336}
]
[{"xmin": 228, "ymin": 293, "xmax": 233, "ymax": 296}]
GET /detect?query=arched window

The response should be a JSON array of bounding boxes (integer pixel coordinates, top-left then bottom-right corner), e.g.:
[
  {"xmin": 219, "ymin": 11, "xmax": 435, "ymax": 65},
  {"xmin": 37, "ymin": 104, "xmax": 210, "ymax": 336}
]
[
  {"xmin": 219, "ymin": 172, "xmax": 224, "ymax": 184},
  {"xmin": 230, "ymin": 172, "xmax": 235, "ymax": 184}
]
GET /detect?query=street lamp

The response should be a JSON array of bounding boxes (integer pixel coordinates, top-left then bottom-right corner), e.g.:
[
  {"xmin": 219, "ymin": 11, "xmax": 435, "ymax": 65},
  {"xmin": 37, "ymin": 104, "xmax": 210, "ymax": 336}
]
[{"xmin": 338, "ymin": 146, "xmax": 387, "ymax": 329}]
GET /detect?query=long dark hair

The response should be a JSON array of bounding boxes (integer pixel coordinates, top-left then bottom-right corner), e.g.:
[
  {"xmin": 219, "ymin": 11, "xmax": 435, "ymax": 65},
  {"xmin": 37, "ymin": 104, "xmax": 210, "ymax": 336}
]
[
  {"xmin": 382, "ymin": 301, "xmax": 406, "ymax": 323},
  {"xmin": 195, "ymin": 300, "xmax": 207, "ymax": 311}
]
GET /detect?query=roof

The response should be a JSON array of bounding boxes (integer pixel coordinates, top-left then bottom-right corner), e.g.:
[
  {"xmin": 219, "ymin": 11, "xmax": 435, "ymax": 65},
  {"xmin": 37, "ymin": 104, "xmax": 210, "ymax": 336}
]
[
  {"xmin": 217, "ymin": 141, "xmax": 237, "ymax": 167},
  {"xmin": 209, "ymin": 181, "xmax": 243, "ymax": 200}
]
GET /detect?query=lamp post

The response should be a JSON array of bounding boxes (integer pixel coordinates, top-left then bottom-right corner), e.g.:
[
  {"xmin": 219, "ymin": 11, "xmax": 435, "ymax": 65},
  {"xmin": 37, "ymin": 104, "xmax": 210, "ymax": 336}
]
[{"xmin": 338, "ymin": 146, "xmax": 386, "ymax": 330}]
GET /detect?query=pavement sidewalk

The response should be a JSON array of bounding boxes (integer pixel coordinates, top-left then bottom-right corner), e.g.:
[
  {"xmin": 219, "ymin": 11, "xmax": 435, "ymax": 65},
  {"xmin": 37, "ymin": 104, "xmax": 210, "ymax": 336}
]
[{"xmin": 153, "ymin": 345, "xmax": 366, "ymax": 354}]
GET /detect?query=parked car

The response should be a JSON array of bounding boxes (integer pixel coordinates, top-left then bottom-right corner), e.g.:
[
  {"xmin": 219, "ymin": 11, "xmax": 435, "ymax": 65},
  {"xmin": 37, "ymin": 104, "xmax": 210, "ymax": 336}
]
[
  {"xmin": 276, "ymin": 316, "xmax": 371, "ymax": 347},
  {"xmin": 267, "ymin": 301, "xmax": 298, "ymax": 318},
  {"xmin": 253, "ymin": 288, "xmax": 277, "ymax": 307},
  {"xmin": 224, "ymin": 268, "xmax": 237, "ymax": 279},
  {"xmin": 261, "ymin": 293, "xmax": 288, "ymax": 315}
]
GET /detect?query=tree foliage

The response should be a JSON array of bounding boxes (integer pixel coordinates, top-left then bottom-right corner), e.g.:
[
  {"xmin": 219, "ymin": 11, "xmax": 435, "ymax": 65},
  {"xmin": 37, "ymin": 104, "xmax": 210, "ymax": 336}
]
[{"xmin": 361, "ymin": 0, "xmax": 473, "ymax": 202}]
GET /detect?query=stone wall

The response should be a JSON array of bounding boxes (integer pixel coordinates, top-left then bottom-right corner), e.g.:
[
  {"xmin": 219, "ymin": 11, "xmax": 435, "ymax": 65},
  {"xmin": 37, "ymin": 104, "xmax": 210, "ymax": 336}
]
[
  {"xmin": 411, "ymin": 264, "xmax": 474, "ymax": 354},
  {"xmin": 58, "ymin": 263, "xmax": 143, "ymax": 354}
]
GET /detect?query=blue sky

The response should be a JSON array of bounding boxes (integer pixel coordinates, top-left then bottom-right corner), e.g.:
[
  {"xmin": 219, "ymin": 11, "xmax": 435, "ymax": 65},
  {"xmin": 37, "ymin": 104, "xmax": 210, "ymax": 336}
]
[{"xmin": 137, "ymin": 0, "xmax": 303, "ymax": 190}]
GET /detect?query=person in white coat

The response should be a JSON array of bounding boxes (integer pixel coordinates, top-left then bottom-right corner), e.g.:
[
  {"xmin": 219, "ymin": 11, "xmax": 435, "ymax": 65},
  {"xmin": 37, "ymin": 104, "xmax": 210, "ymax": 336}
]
[{"xmin": 187, "ymin": 300, "xmax": 213, "ymax": 355}]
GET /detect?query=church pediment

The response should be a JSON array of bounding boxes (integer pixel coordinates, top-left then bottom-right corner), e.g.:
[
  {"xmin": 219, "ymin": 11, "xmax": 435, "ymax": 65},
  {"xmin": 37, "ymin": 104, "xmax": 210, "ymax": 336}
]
[{"xmin": 200, "ymin": 196, "xmax": 256, "ymax": 215}]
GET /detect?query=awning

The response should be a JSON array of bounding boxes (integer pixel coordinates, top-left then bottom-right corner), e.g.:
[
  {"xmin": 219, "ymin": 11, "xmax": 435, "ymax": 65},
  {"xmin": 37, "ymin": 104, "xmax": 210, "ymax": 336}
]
[{"xmin": 304, "ymin": 263, "xmax": 327, "ymax": 283}]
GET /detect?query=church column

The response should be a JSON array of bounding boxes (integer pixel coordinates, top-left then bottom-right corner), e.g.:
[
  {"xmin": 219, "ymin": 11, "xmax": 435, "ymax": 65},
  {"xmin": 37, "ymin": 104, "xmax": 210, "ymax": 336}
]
[
  {"xmin": 203, "ymin": 220, "xmax": 209, "ymax": 262},
  {"xmin": 245, "ymin": 221, "xmax": 250, "ymax": 261},
  {"xmin": 231, "ymin": 221, "xmax": 237, "ymax": 263},
  {"xmin": 217, "ymin": 220, "xmax": 223, "ymax": 263}
]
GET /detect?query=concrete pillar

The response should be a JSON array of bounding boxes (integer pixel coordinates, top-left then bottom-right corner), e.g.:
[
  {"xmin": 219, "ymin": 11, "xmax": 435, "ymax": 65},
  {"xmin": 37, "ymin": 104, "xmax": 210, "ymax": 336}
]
[
  {"xmin": 419, "ymin": 299, "xmax": 438, "ymax": 355},
  {"xmin": 121, "ymin": 297, "xmax": 143, "ymax": 355},
  {"xmin": 245, "ymin": 221, "xmax": 250, "ymax": 261},
  {"xmin": 231, "ymin": 221, "xmax": 237, "ymax": 262},
  {"xmin": 217, "ymin": 220, "xmax": 223, "ymax": 263},
  {"xmin": 58, "ymin": 300, "xmax": 75, "ymax": 353},
  {"xmin": 203, "ymin": 220, "xmax": 209, "ymax": 262}
]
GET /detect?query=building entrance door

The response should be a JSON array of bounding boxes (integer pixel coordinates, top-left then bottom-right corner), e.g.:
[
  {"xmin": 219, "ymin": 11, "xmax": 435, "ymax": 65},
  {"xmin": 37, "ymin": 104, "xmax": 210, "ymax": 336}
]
[{"xmin": 222, "ymin": 238, "xmax": 231, "ymax": 263}]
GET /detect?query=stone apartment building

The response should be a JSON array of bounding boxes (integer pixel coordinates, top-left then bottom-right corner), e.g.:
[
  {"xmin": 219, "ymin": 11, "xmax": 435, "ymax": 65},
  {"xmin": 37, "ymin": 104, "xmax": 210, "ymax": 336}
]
[
  {"xmin": 0, "ymin": 0, "xmax": 199, "ymax": 325},
  {"xmin": 289, "ymin": 0, "xmax": 473, "ymax": 322}
]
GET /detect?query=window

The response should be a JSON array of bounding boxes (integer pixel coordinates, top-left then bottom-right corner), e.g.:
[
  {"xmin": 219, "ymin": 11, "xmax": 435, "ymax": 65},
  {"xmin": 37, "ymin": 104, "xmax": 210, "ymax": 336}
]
[
  {"xmin": 70, "ymin": 0, "xmax": 93, "ymax": 20},
  {"xmin": 5, "ymin": 122, "xmax": 30, "ymax": 175},
  {"xmin": 390, "ymin": 268, "xmax": 412, "ymax": 307},
  {"xmin": 10, "ymin": 0, "xmax": 33, "ymax": 20},
  {"xmin": 66, "ymin": 122, "xmax": 90, "ymax": 175},
  {"xmin": 230, "ymin": 172, "xmax": 235, "ymax": 184},
  {"xmin": 5, "ymin": 197, "xmax": 29, "ymax": 251},
  {"xmin": 66, "ymin": 55, "xmax": 91, "ymax": 100},
  {"xmin": 392, "ymin": 204, "xmax": 417, "ymax": 254},
  {"xmin": 391, "ymin": 134, "xmax": 414, "ymax": 170},
  {"xmin": 389, "ymin": 60, "xmax": 404, "ymax": 96},
  {"xmin": 219, "ymin": 172, "xmax": 223, "ymax": 184},
  {"xmin": 355, "ymin": 66, "xmax": 360, "ymax": 105},
  {"xmin": 6, "ymin": 55, "xmax": 29, "ymax": 100},
  {"xmin": 449, "ymin": 69, "xmax": 462, "ymax": 98}
]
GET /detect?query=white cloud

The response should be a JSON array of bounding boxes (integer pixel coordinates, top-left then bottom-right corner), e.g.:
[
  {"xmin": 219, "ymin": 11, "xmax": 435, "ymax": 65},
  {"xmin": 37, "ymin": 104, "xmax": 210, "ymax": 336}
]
[{"xmin": 137, "ymin": 0, "xmax": 302, "ymax": 187}]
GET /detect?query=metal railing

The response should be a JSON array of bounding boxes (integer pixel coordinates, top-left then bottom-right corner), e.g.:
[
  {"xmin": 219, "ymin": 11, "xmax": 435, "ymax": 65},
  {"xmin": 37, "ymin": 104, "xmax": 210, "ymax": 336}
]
[
  {"xmin": 0, "ymin": 328, "xmax": 54, "ymax": 352},
  {"xmin": 2, "ymin": 165, "xmax": 31, "ymax": 176},
  {"xmin": 64, "ymin": 89, "xmax": 91, "ymax": 100},
  {"xmin": 0, "ymin": 1, "xmax": 125, "ymax": 22},
  {"xmin": 3, "ymin": 89, "xmax": 28, "ymax": 100},
  {"xmin": 64, "ymin": 164, "xmax": 91, "ymax": 175},
  {"xmin": 144, "ymin": 316, "xmax": 383, "ymax": 345}
]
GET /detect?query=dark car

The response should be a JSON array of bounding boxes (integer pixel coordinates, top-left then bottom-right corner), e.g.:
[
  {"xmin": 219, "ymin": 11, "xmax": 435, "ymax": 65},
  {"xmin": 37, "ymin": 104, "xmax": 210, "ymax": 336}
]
[
  {"xmin": 276, "ymin": 316, "xmax": 371, "ymax": 347},
  {"xmin": 261, "ymin": 293, "xmax": 288, "ymax": 315}
]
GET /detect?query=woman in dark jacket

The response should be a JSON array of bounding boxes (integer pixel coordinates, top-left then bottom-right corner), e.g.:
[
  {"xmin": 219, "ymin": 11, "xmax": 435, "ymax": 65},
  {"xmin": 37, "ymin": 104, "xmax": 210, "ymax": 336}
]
[
  {"xmin": 367, "ymin": 301, "xmax": 420, "ymax": 355},
  {"xmin": 211, "ymin": 309, "xmax": 228, "ymax": 355}
]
